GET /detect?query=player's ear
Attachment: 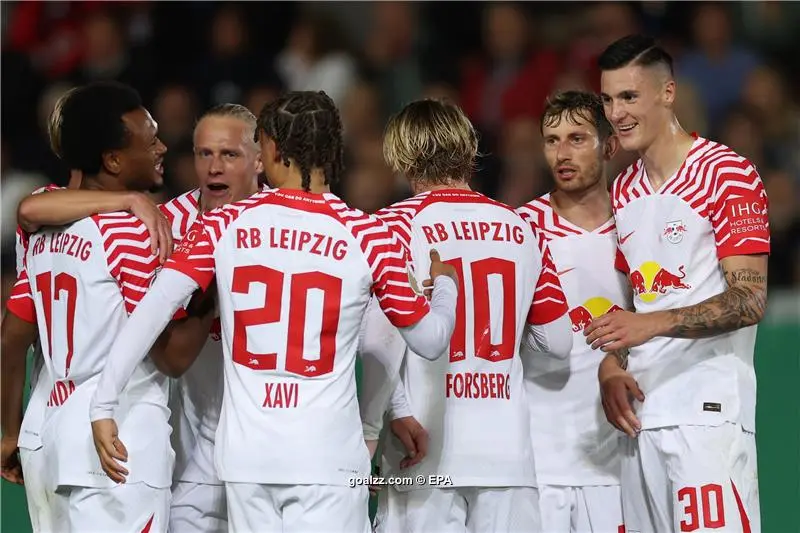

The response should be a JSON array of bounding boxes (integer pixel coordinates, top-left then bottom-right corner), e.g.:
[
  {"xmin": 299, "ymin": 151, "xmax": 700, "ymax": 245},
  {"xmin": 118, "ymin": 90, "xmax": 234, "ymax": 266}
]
[
  {"xmin": 662, "ymin": 79, "xmax": 676, "ymax": 107},
  {"xmin": 604, "ymin": 135, "xmax": 619, "ymax": 161},
  {"xmin": 102, "ymin": 150, "xmax": 122, "ymax": 176},
  {"xmin": 254, "ymin": 150, "xmax": 264, "ymax": 176}
]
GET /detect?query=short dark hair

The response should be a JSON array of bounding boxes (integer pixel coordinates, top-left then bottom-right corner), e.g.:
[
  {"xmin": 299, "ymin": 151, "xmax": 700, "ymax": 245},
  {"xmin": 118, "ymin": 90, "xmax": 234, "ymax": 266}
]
[
  {"xmin": 597, "ymin": 34, "xmax": 674, "ymax": 77},
  {"xmin": 541, "ymin": 91, "xmax": 614, "ymax": 142},
  {"xmin": 256, "ymin": 91, "xmax": 344, "ymax": 192},
  {"xmin": 54, "ymin": 81, "xmax": 143, "ymax": 175}
]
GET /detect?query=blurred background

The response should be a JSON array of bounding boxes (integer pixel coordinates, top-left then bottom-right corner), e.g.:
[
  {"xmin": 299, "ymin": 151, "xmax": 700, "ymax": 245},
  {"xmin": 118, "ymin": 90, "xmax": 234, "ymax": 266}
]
[{"xmin": 1, "ymin": 1, "xmax": 798, "ymax": 531}]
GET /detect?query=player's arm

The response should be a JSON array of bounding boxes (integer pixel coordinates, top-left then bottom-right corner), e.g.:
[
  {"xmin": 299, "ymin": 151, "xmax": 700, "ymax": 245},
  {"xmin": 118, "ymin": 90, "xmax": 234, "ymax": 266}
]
[
  {"xmin": 18, "ymin": 189, "xmax": 173, "ymax": 263},
  {"xmin": 598, "ymin": 350, "xmax": 644, "ymax": 438},
  {"xmin": 587, "ymin": 167, "xmax": 770, "ymax": 350},
  {"xmin": 393, "ymin": 250, "xmax": 458, "ymax": 360},
  {"xmin": 523, "ymin": 244, "xmax": 572, "ymax": 358},
  {"xmin": 89, "ymin": 268, "xmax": 202, "ymax": 482},
  {"xmin": 359, "ymin": 296, "xmax": 406, "ymax": 446},
  {"xmin": 149, "ymin": 282, "xmax": 218, "ymax": 378},
  {"xmin": 387, "ymin": 382, "xmax": 428, "ymax": 469},
  {"xmin": 658, "ymin": 254, "xmax": 767, "ymax": 338},
  {"xmin": 1, "ymin": 271, "xmax": 38, "ymax": 484}
]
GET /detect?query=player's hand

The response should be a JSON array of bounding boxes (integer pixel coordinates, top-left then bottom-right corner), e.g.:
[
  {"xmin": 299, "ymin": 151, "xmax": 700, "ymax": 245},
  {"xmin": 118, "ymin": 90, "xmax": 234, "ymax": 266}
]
[
  {"xmin": 91, "ymin": 418, "xmax": 129, "ymax": 484},
  {"xmin": 127, "ymin": 192, "xmax": 173, "ymax": 264},
  {"xmin": 390, "ymin": 416, "xmax": 429, "ymax": 469},
  {"xmin": 598, "ymin": 354, "xmax": 645, "ymax": 438},
  {"xmin": 428, "ymin": 249, "xmax": 458, "ymax": 284},
  {"xmin": 584, "ymin": 310, "xmax": 658, "ymax": 352},
  {"xmin": 1, "ymin": 436, "xmax": 24, "ymax": 485}
]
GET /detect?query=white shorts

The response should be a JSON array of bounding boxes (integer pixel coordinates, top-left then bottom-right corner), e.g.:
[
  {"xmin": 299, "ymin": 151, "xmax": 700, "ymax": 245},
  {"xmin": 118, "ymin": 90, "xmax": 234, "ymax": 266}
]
[
  {"xmin": 20, "ymin": 447, "xmax": 52, "ymax": 533},
  {"xmin": 225, "ymin": 483, "xmax": 370, "ymax": 533},
  {"xmin": 539, "ymin": 484, "xmax": 623, "ymax": 533},
  {"xmin": 170, "ymin": 481, "xmax": 227, "ymax": 533},
  {"xmin": 379, "ymin": 486, "xmax": 540, "ymax": 533},
  {"xmin": 51, "ymin": 482, "xmax": 170, "ymax": 533},
  {"xmin": 621, "ymin": 423, "xmax": 760, "ymax": 533}
]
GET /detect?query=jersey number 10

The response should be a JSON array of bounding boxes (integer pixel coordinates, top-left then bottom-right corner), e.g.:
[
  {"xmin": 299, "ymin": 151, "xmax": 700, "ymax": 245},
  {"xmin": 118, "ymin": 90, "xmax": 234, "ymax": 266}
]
[
  {"xmin": 445, "ymin": 257, "xmax": 516, "ymax": 364},
  {"xmin": 230, "ymin": 265, "xmax": 341, "ymax": 377}
]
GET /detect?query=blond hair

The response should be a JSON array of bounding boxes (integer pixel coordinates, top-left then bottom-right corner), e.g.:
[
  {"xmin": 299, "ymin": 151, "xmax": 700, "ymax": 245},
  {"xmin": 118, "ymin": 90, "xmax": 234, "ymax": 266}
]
[
  {"xmin": 197, "ymin": 103, "xmax": 258, "ymax": 145},
  {"xmin": 48, "ymin": 86, "xmax": 78, "ymax": 159},
  {"xmin": 383, "ymin": 99, "xmax": 478, "ymax": 185}
]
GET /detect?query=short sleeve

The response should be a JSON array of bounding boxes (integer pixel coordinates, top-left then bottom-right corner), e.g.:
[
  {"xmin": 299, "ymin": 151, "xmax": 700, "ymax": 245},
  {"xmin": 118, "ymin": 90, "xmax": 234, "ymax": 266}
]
[
  {"xmin": 527, "ymin": 245, "xmax": 569, "ymax": 325},
  {"xmin": 6, "ymin": 270, "xmax": 36, "ymax": 323},
  {"xmin": 711, "ymin": 167, "xmax": 770, "ymax": 259},
  {"xmin": 366, "ymin": 227, "xmax": 430, "ymax": 329},
  {"xmin": 163, "ymin": 219, "xmax": 218, "ymax": 292}
]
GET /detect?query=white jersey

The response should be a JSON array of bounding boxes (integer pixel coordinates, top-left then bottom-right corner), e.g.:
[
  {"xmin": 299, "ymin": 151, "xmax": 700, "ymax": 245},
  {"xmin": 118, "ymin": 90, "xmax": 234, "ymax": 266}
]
[
  {"xmin": 8, "ymin": 184, "xmax": 63, "ymax": 452},
  {"xmin": 163, "ymin": 189, "xmax": 431, "ymax": 486},
  {"xmin": 159, "ymin": 189, "xmax": 227, "ymax": 486},
  {"xmin": 517, "ymin": 194, "xmax": 628, "ymax": 487},
  {"xmin": 613, "ymin": 136, "xmax": 770, "ymax": 431},
  {"xmin": 376, "ymin": 189, "xmax": 569, "ymax": 488},
  {"xmin": 9, "ymin": 202, "xmax": 190, "ymax": 488}
]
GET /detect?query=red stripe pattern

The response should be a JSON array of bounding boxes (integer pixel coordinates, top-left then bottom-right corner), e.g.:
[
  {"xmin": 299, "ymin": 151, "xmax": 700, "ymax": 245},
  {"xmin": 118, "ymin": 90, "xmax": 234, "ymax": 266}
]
[
  {"xmin": 611, "ymin": 138, "xmax": 770, "ymax": 259},
  {"xmin": 166, "ymin": 189, "xmax": 431, "ymax": 328}
]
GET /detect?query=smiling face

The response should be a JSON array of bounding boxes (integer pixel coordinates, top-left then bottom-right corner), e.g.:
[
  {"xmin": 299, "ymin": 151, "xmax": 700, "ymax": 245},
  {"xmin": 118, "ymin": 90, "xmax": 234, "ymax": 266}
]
[
  {"xmin": 194, "ymin": 115, "xmax": 262, "ymax": 211},
  {"xmin": 600, "ymin": 64, "xmax": 675, "ymax": 153},
  {"xmin": 543, "ymin": 110, "xmax": 613, "ymax": 193},
  {"xmin": 117, "ymin": 107, "xmax": 166, "ymax": 191}
]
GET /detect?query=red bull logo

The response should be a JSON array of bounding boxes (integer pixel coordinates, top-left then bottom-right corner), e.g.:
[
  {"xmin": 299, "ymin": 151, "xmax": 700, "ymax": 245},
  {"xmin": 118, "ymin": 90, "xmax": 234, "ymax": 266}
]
[
  {"xmin": 630, "ymin": 261, "xmax": 691, "ymax": 302},
  {"xmin": 569, "ymin": 297, "xmax": 624, "ymax": 332}
]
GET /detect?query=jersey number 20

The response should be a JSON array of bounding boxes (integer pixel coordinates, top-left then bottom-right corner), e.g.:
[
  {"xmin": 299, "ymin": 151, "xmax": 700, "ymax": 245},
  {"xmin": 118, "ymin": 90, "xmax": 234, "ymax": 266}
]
[{"xmin": 230, "ymin": 265, "xmax": 341, "ymax": 377}]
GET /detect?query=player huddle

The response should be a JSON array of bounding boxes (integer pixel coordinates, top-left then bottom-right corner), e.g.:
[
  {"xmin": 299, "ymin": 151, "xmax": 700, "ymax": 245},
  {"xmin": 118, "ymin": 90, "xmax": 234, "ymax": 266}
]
[{"xmin": 1, "ymin": 35, "xmax": 768, "ymax": 533}]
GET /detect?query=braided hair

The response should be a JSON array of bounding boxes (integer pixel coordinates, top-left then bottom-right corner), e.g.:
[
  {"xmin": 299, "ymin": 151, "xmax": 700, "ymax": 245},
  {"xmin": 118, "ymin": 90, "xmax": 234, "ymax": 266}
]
[{"xmin": 256, "ymin": 91, "xmax": 345, "ymax": 192}]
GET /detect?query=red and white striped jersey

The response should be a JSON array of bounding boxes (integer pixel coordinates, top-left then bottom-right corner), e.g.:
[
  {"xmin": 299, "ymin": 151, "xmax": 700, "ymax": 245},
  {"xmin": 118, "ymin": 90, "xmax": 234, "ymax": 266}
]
[
  {"xmin": 163, "ymin": 188, "xmax": 430, "ymax": 486},
  {"xmin": 376, "ymin": 189, "xmax": 568, "ymax": 488},
  {"xmin": 612, "ymin": 136, "xmax": 770, "ymax": 431},
  {"xmin": 7, "ymin": 194, "xmax": 194, "ymax": 488},
  {"xmin": 517, "ymin": 194, "xmax": 628, "ymax": 486}
]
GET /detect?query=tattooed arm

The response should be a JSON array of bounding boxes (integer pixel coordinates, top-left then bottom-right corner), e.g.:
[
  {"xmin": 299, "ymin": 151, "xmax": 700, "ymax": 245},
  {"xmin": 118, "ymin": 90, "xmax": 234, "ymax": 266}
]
[
  {"xmin": 584, "ymin": 255, "xmax": 768, "ymax": 351},
  {"xmin": 659, "ymin": 254, "xmax": 768, "ymax": 338}
]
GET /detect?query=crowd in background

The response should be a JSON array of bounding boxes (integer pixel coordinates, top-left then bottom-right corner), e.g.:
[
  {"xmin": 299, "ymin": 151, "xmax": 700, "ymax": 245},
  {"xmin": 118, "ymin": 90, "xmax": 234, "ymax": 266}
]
[{"xmin": 2, "ymin": 1, "xmax": 799, "ymax": 299}]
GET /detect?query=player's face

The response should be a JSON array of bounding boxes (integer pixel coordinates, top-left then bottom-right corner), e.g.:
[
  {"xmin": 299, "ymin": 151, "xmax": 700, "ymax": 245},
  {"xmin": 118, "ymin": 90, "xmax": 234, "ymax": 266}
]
[
  {"xmin": 600, "ymin": 65, "xmax": 673, "ymax": 153},
  {"xmin": 194, "ymin": 116, "xmax": 262, "ymax": 212},
  {"xmin": 118, "ymin": 107, "xmax": 166, "ymax": 191},
  {"xmin": 542, "ymin": 112, "xmax": 609, "ymax": 193}
]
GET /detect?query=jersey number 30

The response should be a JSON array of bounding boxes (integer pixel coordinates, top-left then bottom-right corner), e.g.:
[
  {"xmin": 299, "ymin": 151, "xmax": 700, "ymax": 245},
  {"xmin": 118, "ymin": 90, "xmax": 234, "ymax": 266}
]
[{"xmin": 230, "ymin": 265, "xmax": 341, "ymax": 377}]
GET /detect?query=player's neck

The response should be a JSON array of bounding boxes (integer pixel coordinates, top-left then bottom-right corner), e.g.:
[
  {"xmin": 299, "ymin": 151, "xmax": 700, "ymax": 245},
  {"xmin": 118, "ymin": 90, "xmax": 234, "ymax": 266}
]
[
  {"xmin": 278, "ymin": 167, "xmax": 329, "ymax": 194},
  {"xmin": 550, "ymin": 180, "xmax": 612, "ymax": 231},
  {"xmin": 640, "ymin": 118, "xmax": 695, "ymax": 190},
  {"xmin": 79, "ymin": 173, "xmax": 126, "ymax": 192},
  {"xmin": 412, "ymin": 181, "xmax": 471, "ymax": 195}
]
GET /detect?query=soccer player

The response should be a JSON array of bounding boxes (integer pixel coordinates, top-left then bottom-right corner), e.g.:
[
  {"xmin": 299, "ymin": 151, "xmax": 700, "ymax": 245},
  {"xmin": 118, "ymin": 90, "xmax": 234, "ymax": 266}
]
[
  {"xmin": 588, "ymin": 35, "xmax": 769, "ymax": 532},
  {"xmin": 369, "ymin": 98, "xmax": 573, "ymax": 533},
  {"xmin": 2, "ymin": 89, "xmax": 173, "ymax": 532},
  {"xmin": 5, "ymin": 81, "xmax": 215, "ymax": 533},
  {"xmin": 165, "ymin": 103, "xmax": 263, "ymax": 533},
  {"xmin": 88, "ymin": 90, "xmax": 459, "ymax": 533},
  {"xmin": 516, "ymin": 91, "xmax": 628, "ymax": 532}
]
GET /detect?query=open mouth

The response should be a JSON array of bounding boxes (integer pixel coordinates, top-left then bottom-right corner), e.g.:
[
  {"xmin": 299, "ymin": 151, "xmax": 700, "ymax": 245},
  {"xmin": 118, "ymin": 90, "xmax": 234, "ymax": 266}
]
[
  {"xmin": 206, "ymin": 183, "xmax": 230, "ymax": 195},
  {"xmin": 155, "ymin": 160, "xmax": 164, "ymax": 175},
  {"xmin": 617, "ymin": 123, "xmax": 637, "ymax": 134},
  {"xmin": 557, "ymin": 167, "xmax": 578, "ymax": 179}
]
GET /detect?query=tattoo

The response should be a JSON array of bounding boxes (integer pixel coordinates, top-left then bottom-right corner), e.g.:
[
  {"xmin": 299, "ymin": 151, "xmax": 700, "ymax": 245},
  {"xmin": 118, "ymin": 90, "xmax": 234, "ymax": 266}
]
[
  {"xmin": 665, "ymin": 267, "xmax": 767, "ymax": 339},
  {"xmin": 612, "ymin": 349, "xmax": 629, "ymax": 370}
]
